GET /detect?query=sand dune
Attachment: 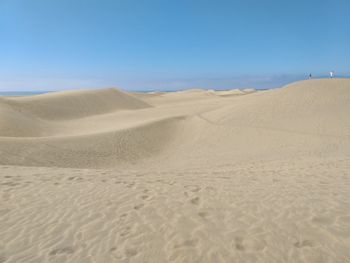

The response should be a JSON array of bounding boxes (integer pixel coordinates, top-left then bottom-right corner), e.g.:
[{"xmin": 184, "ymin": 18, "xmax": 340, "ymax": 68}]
[
  {"xmin": 215, "ymin": 89, "xmax": 245, "ymax": 96},
  {"xmin": 204, "ymin": 79, "xmax": 350, "ymax": 136},
  {"xmin": 0, "ymin": 116, "xmax": 188, "ymax": 168},
  {"xmin": 0, "ymin": 98, "xmax": 50, "ymax": 137},
  {"xmin": 1, "ymin": 79, "xmax": 350, "ymax": 262},
  {"xmin": 143, "ymin": 88, "xmax": 218, "ymax": 105},
  {"xmin": 3, "ymin": 88, "xmax": 150, "ymax": 121},
  {"xmin": 0, "ymin": 88, "xmax": 151, "ymax": 138}
]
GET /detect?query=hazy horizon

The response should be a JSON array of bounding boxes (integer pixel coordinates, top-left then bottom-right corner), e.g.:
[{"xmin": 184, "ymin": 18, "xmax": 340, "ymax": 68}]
[{"xmin": 1, "ymin": 76, "xmax": 350, "ymax": 93}]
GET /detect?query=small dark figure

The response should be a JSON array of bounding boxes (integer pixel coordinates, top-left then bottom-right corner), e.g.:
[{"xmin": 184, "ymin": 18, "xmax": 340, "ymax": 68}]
[{"xmin": 308, "ymin": 73, "xmax": 312, "ymax": 79}]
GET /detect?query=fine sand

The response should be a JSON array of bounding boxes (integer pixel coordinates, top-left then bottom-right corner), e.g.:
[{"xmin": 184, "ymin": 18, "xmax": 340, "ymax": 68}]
[{"xmin": 0, "ymin": 79, "xmax": 350, "ymax": 262}]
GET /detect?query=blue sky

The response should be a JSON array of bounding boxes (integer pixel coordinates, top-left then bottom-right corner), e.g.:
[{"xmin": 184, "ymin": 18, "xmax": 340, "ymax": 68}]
[{"xmin": 0, "ymin": 0, "xmax": 349, "ymax": 91}]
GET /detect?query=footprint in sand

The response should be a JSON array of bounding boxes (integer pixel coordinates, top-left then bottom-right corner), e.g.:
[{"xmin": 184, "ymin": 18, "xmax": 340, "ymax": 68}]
[
  {"xmin": 140, "ymin": 195, "xmax": 150, "ymax": 200},
  {"xmin": 49, "ymin": 246, "xmax": 74, "ymax": 256},
  {"xmin": 174, "ymin": 239, "xmax": 198, "ymax": 249},
  {"xmin": 120, "ymin": 213, "xmax": 128, "ymax": 218},
  {"xmin": 190, "ymin": 197, "xmax": 200, "ymax": 205},
  {"xmin": 126, "ymin": 182, "xmax": 135, "ymax": 188},
  {"xmin": 120, "ymin": 226, "xmax": 132, "ymax": 237},
  {"xmin": 109, "ymin": 247, "xmax": 117, "ymax": 252},
  {"xmin": 184, "ymin": 185, "xmax": 201, "ymax": 193},
  {"xmin": 198, "ymin": 211, "xmax": 208, "ymax": 218},
  {"xmin": 168, "ymin": 238, "xmax": 199, "ymax": 262},
  {"xmin": 235, "ymin": 237, "xmax": 245, "ymax": 251},
  {"xmin": 134, "ymin": 203, "xmax": 144, "ymax": 210},
  {"xmin": 234, "ymin": 236, "xmax": 266, "ymax": 251},
  {"xmin": 125, "ymin": 248, "xmax": 138, "ymax": 257},
  {"xmin": 294, "ymin": 240, "xmax": 314, "ymax": 248}
]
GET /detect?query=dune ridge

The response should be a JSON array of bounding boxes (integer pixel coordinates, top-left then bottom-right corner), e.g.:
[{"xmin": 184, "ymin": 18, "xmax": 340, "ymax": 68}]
[
  {"xmin": 0, "ymin": 115, "xmax": 189, "ymax": 168},
  {"xmin": 0, "ymin": 88, "xmax": 151, "ymax": 138},
  {"xmin": 2, "ymin": 88, "xmax": 151, "ymax": 121},
  {"xmin": 204, "ymin": 79, "xmax": 350, "ymax": 136}
]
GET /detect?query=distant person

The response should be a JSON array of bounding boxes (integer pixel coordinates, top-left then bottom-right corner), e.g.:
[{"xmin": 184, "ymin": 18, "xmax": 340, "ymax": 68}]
[
  {"xmin": 330, "ymin": 71, "xmax": 334, "ymax": 78},
  {"xmin": 309, "ymin": 73, "xmax": 312, "ymax": 79}
]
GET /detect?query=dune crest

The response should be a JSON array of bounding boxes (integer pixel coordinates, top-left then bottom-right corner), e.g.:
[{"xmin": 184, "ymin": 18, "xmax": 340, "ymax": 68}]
[
  {"xmin": 206, "ymin": 79, "xmax": 350, "ymax": 136},
  {"xmin": 0, "ymin": 116, "xmax": 188, "ymax": 168},
  {"xmin": 3, "ymin": 88, "xmax": 151, "ymax": 121},
  {"xmin": 0, "ymin": 88, "xmax": 151, "ymax": 138}
]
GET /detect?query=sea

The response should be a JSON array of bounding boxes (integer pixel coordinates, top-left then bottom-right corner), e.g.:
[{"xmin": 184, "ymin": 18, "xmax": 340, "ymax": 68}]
[
  {"xmin": 0, "ymin": 89, "xmax": 262, "ymax": 97},
  {"xmin": 0, "ymin": 91, "xmax": 50, "ymax": 96}
]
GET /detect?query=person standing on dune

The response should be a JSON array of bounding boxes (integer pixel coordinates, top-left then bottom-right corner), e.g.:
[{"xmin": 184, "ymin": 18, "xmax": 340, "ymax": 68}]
[{"xmin": 330, "ymin": 71, "xmax": 334, "ymax": 78}]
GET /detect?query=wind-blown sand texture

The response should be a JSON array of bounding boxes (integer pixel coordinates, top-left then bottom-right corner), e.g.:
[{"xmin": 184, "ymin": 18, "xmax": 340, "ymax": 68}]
[{"xmin": 1, "ymin": 79, "xmax": 350, "ymax": 263}]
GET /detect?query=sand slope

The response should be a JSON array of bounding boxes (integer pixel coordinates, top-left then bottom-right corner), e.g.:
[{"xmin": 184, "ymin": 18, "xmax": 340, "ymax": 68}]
[
  {"xmin": 205, "ymin": 79, "xmax": 350, "ymax": 135},
  {"xmin": 0, "ymin": 79, "xmax": 350, "ymax": 263},
  {"xmin": 0, "ymin": 98, "xmax": 50, "ymax": 137},
  {"xmin": 8, "ymin": 88, "xmax": 151, "ymax": 120}
]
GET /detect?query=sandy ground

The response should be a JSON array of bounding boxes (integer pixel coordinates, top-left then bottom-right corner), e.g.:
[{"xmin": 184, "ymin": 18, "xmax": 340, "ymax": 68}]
[{"xmin": 0, "ymin": 79, "xmax": 349, "ymax": 262}]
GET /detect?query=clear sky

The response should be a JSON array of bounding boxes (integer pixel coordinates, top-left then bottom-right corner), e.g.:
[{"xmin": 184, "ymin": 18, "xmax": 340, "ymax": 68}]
[{"xmin": 1, "ymin": 0, "xmax": 349, "ymax": 91}]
